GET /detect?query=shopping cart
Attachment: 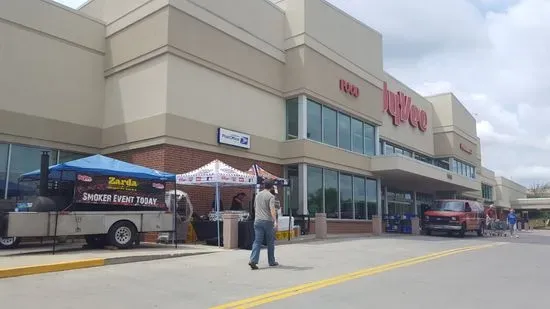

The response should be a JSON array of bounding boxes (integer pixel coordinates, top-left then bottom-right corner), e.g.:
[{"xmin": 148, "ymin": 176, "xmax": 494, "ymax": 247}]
[{"xmin": 485, "ymin": 219, "xmax": 509, "ymax": 237}]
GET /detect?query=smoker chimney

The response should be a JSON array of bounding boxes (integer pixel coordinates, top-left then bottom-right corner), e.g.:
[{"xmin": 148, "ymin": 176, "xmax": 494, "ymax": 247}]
[{"xmin": 39, "ymin": 151, "xmax": 50, "ymax": 196}]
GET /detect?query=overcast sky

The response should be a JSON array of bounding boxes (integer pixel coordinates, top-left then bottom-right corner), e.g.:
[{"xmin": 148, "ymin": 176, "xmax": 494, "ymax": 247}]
[{"xmin": 54, "ymin": 0, "xmax": 550, "ymax": 187}]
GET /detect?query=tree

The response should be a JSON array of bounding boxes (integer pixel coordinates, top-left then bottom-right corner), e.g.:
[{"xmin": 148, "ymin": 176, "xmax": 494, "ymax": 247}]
[{"xmin": 528, "ymin": 183, "xmax": 550, "ymax": 198}]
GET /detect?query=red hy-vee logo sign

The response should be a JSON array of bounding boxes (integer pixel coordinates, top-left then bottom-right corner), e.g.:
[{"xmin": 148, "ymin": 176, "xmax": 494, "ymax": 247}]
[{"xmin": 383, "ymin": 82, "xmax": 428, "ymax": 132}]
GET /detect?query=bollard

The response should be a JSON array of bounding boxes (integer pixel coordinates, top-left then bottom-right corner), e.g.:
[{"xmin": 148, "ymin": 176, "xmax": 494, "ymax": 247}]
[
  {"xmin": 372, "ymin": 215, "xmax": 383, "ymax": 235},
  {"xmin": 315, "ymin": 213, "xmax": 327, "ymax": 239},
  {"xmin": 411, "ymin": 217, "xmax": 421, "ymax": 235},
  {"xmin": 222, "ymin": 213, "xmax": 239, "ymax": 249}
]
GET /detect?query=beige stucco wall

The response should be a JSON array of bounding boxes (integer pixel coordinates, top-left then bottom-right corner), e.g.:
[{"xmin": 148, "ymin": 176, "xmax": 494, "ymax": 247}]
[
  {"xmin": 480, "ymin": 167, "xmax": 497, "ymax": 187},
  {"xmin": 279, "ymin": 0, "xmax": 383, "ymax": 86},
  {"xmin": 378, "ymin": 74, "xmax": 435, "ymax": 156},
  {"xmin": 103, "ymin": 55, "xmax": 168, "ymax": 130},
  {"xmin": 104, "ymin": 7, "xmax": 169, "ymax": 72},
  {"xmin": 166, "ymin": 55, "xmax": 285, "ymax": 142},
  {"xmin": 428, "ymin": 93, "xmax": 479, "ymax": 165},
  {"xmin": 285, "ymin": 46, "xmax": 383, "ymax": 125},
  {"xmin": 166, "ymin": 6, "xmax": 284, "ymax": 94},
  {"xmin": 495, "ymin": 176, "xmax": 527, "ymax": 208},
  {"xmin": 79, "ymin": 0, "xmax": 152, "ymax": 24},
  {"xmin": 0, "ymin": 0, "xmax": 105, "ymax": 151}
]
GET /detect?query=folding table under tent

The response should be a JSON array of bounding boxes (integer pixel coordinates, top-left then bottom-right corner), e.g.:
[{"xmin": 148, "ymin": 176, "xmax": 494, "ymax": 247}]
[{"xmin": 175, "ymin": 159, "xmax": 257, "ymax": 247}]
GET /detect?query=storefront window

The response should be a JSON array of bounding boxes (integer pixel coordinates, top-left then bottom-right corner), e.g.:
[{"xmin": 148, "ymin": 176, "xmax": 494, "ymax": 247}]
[
  {"xmin": 324, "ymin": 169, "xmax": 339, "ymax": 219},
  {"xmin": 307, "ymin": 166, "xmax": 323, "ymax": 215},
  {"xmin": 415, "ymin": 153, "xmax": 432, "ymax": 164},
  {"xmin": 285, "ymin": 165, "xmax": 299, "ymax": 215},
  {"xmin": 307, "ymin": 100, "xmax": 322, "ymax": 142},
  {"xmin": 435, "ymin": 159, "xmax": 450, "ymax": 170},
  {"xmin": 351, "ymin": 118, "xmax": 364, "ymax": 154},
  {"xmin": 339, "ymin": 173, "xmax": 353, "ymax": 219},
  {"xmin": 338, "ymin": 113, "xmax": 351, "ymax": 151},
  {"xmin": 353, "ymin": 176, "xmax": 366, "ymax": 219},
  {"xmin": 322, "ymin": 106, "xmax": 337, "ymax": 147},
  {"xmin": 384, "ymin": 143, "xmax": 394, "ymax": 155},
  {"xmin": 386, "ymin": 189, "xmax": 414, "ymax": 216},
  {"xmin": 58, "ymin": 151, "xmax": 88, "ymax": 163},
  {"xmin": 482, "ymin": 183, "xmax": 493, "ymax": 200},
  {"xmin": 367, "ymin": 179, "xmax": 377, "ymax": 219},
  {"xmin": 285, "ymin": 98, "xmax": 299, "ymax": 140},
  {"xmin": 364, "ymin": 124, "xmax": 375, "ymax": 156},
  {"xmin": 7, "ymin": 145, "xmax": 57, "ymax": 200},
  {"xmin": 0, "ymin": 144, "xmax": 9, "ymax": 199}
]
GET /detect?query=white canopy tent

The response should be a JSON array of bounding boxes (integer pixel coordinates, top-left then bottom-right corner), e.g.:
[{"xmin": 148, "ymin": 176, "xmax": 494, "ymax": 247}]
[{"xmin": 175, "ymin": 159, "xmax": 257, "ymax": 246}]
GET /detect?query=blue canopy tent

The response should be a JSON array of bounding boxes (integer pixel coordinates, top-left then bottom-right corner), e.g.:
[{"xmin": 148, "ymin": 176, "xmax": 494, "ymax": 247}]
[{"xmin": 19, "ymin": 154, "xmax": 175, "ymax": 182}]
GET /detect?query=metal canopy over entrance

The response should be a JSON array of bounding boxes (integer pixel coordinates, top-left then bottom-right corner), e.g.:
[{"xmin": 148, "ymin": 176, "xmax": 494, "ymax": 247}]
[{"xmin": 371, "ymin": 156, "xmax": 479, "ymax": 193}]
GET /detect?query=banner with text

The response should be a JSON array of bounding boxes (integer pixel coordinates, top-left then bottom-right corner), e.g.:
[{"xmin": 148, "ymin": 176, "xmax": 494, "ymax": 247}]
[{"xmin": 74, "ymin": 174, "xmax": 167, "ymax": 208}]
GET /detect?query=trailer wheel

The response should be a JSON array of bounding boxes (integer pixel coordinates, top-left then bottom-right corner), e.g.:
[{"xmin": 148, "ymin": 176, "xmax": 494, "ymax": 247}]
[
  {"xmin": 0, "ymin": 237, "xmax": 21, "ymax": 249},
  {"xmin": 107, "ymin": 221, "xmax": 137, "ymax": 249}
]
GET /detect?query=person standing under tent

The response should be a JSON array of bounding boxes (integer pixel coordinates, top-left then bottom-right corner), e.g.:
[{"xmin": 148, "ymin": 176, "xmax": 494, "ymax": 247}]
[
  {"xmin": 249, "ymin": 180, "xmax": 278, "ymax": 270},
  {"xmin": 230, "ymin": 192, "xmax": 246, "ymax": 211}
]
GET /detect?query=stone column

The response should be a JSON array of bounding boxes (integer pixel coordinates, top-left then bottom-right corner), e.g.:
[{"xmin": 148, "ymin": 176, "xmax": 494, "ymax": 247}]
[
  {"xmin": 315, "ymin": 213, "xmax": 327, "ymax": 239},
  {"xmin": 411, "ymin": 217, "xmax": 421, "ymax": 235},
  {"xmin": 372, "ymin": 215, "xmax": 383, "ymax": 236},
  {"xmin": 222, "ymin": 213, "xmax": 239, "ymax": 249}
]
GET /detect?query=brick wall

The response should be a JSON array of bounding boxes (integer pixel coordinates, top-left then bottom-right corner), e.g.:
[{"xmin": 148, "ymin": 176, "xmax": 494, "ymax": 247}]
[
  {"xmin": 308, "ymin": 219, "xmax": 373, "ymax": 234},
  {"xmin": 109, "ymin": 144, "xmax": 283, "ymax": 215}
]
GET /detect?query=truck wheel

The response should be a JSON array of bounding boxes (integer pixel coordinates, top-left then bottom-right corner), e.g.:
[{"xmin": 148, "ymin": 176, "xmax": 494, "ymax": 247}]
[
  {"xmin": 477, "ymin": 222, "xmax": 485, "ymax": 237},
  {"xmin": 107, "ymin": 221, "xmax": 137, "ymax": 249},
  {"xmin": 425, "ymin": 229, "xmax": 432, "ymax": 236},
  {"xmin": 0, "ymin": 237, "xmax": 21, "ymax": 249}
]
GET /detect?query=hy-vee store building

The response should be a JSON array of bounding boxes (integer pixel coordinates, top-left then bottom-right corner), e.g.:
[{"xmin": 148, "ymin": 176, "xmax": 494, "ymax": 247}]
[{"xmin": 0, "ymin": 0, "xmax": 530, "ymax": 233}]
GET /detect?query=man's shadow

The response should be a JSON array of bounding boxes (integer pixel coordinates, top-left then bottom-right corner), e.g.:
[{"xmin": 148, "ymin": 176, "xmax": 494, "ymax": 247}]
[{"xmin": 258, "ymin": 265, "xmax": 313, "ymax": 271}]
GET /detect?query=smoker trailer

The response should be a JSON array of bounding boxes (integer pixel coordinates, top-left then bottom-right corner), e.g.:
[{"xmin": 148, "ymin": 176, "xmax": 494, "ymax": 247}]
[{"xmin": 0, "ymin": 153, "xmax": 176, "ymax": 249}]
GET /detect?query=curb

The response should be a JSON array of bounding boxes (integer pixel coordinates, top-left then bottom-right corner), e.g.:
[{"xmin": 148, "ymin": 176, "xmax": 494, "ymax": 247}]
[{"xmin": 0, "ymin": 251, "xmax": 216, "ymax": 279}]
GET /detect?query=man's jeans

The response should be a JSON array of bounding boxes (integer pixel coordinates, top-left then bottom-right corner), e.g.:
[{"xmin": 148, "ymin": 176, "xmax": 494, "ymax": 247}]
[{"xmin": 249, "ymin": 220, "xmax": 276, "ymax": 265}]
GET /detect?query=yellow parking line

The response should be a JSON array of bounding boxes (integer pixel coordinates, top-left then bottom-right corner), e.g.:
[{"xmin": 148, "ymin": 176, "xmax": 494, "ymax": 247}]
[{"xmin": 211, "ymin": 243, "xmax": 497, "ymax": 309}]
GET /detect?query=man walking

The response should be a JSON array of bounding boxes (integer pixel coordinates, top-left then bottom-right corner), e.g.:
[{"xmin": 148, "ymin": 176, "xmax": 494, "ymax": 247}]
[
  {"xmin": 507, "ymin": 208, "xmax": 518, "ymax": 238},
  {"xmin": 249, "ymin": 180, "xmax": 278, "ymax": 270}
]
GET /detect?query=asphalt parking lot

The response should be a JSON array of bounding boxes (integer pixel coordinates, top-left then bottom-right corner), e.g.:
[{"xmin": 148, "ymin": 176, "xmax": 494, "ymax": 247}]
[{"xmin": 1, "ymin": 230, "xmax": 547, "ymax": 309}]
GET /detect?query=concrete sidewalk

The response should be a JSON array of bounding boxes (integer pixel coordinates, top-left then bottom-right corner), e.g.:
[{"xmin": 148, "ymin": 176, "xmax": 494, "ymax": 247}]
[
  {"xmin": 0, "ymin": 243, "xmax": 224, "ymax": 279},
  {"xmin": 0, "ymin": 233, "xmax": 375, "ymax": 279}
]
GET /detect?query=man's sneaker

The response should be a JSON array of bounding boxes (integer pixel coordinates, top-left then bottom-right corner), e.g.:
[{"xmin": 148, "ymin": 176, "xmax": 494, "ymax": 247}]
[
  {"xmin": 248, "ymin": 262, "xmax": 259, "ymax": 270},
  {"xmin": 269, "ymin": 262, "xmax": 279, "ymax": 267}
]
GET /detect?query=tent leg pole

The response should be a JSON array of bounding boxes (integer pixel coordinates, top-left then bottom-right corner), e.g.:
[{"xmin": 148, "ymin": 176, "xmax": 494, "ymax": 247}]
[
  {"xmin": 288, "ymin": 208, "xmax": 292, "ymax": 241},
  {"xmin": 52, "ymin": 211, "xmax": 59, "ymax": 255},
  {"xmin": 216, "ymin": 183, "xmax": 220, "ymax": 248},
  {"xmin": 174, "ymin": 183, "xmax": 177, "ymax": 249}
]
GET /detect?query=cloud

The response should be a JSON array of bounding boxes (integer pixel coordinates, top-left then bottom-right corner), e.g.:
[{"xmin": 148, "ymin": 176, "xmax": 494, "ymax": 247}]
[
  {"xmin": 53, "ymin": 0, "xmax": 88, "ymax": 9},
  {"xmin": 327, "ymin": 0, "xmax": 550, "ymax": 185},
  {"xmin": 476, "ymin": 120, "xmax": 516, "ymax": 144}
]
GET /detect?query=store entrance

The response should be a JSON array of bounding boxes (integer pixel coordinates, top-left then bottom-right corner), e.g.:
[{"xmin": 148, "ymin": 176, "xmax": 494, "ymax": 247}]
[
  {"xmin": 387, "ymin": 201, "xmax": 414, "ymax": 217},
  {"xmin": 384, "ymin": 189, "xmax": 414, "ymax": 234}
]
